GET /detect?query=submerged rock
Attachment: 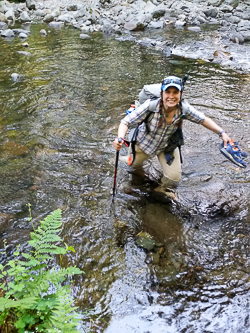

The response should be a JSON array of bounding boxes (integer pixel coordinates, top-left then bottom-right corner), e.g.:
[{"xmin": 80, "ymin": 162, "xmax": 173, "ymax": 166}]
[
  {"xmin": 0, "ymin": 142, "xmax": 29, "ymax": 157},
  {"xmin": 135, "ymin": 231, "xmax": 156, "ymax": 251}
]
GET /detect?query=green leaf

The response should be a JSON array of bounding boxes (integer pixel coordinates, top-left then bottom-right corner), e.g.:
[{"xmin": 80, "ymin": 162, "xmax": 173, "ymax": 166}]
[{"xmin": 67, "ymin": 246, "xmax": 76, "ymax": 253}]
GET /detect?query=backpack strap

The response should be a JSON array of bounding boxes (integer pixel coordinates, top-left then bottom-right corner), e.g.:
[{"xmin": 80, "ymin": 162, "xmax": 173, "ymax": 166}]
[{"xmin": 148, "ymin": 98, "xmax": 159, "ymax": 112}]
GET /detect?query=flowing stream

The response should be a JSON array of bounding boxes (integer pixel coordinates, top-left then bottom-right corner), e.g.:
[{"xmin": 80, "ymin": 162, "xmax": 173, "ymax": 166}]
[{"xmin": 0, "ymin": 23, "xmax": 250, "ymax": 332}]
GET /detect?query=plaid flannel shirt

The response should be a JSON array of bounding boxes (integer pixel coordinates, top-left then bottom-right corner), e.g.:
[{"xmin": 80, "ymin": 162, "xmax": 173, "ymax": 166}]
[{"xmin": 121, "ymin": 98, "xmax": 205, "ymax": 156}]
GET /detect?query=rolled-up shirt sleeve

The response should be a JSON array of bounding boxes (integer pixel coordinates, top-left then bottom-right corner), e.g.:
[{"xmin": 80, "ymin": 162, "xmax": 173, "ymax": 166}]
[
  {"xmin": 120, "ymin": 100, "xmax": 151, "ymax": 127},
  {"xmin": 182, "ymin": 100, "xmax": 205, "ymax": 123}
]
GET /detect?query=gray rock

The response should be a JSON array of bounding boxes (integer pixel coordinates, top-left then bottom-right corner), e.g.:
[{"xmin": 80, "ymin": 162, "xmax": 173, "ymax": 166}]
[
  {"xmin": 241, "ymin": 31, "xmax": 250, "ymax": 41},
  {"xmin": 0, "ymin": 13, "xmax": 7, "ymax": 23},
  {"xmin": 48, "ymin": 21, "xmax": 64, "ymax": 29},
  {"xmin": 11, "ymin": 73, "xmax": 20, "ymax": 82},
  {"xmin": 34, "ymin": 9, "xmax": 46, "ymax": 17},
  {"xmin": 19, "ymin": 32, "xmax": 28, "ymax": 38},
  {"xmin": 124, "ymin": 21, "xmax": 146, "ymax": 31},
  {"xmin": 238, "ymin": 20, "xmax": 250, "ymax": 30},
  {"xmin": 135, "ymin": 235, "xmax": 156, "ymax": 251},
  {"xmin": 12, "ymin": 29, "xmax": 31, "ymax": 36},
  {"xmin": 22, "ymin": 42, "xmax": 29, "ymax": 47},
  {"xmin": 26, "ymin": 0, "xmax": 36, "ymax": 10},
  {"xmin": 20, "ymin": 11, "xmax": 31, "ymax": 22},
  {"xmin": 40, "ymin": 29, "xmax": 47, "ymax": 36},
  {"xmin": 0, "ymin": 21, "xmax": 7, "ymax": 29},
  {"xmin": 43, "ymin": 14, "xmax": 54, "ymax": 23},
  {"xmin": 80, "ymin": 33, "xmax": 90, "ymax": 39},
  {"xmin": 74, "ymin": 8, "xmax": 88, "ymax": 19},
  {"xmin": 1, "ymin": 28, "xmax": 14, "ymax": 37},
  {"xmin": 224, "ymin": 0, "xmax": 239, "ymax": 8},
  {"xmin": 196, "ymin": 15, "xmax": 207, "ymax": 24},
  {"xmin": 147, "ymin": 20, "xmax": 164, "ymax": 29},
  {"xmin": 226, "ymin": 15, "xmax": 241, "ymax": 24},
  {"xmin": 100, "ymin": 19, "xmax": 114, "ymax": 33},
  {"xmin": 57, "ymin": 14, "xmax": 74, "ymax": 23},
  {"xmin": 51, "ymin": 9, "xmax": 61, "ymax": 17},
  {"xmin": 67, "ymin": 5, "xmax": 77, "ymax": 11},
  {"xmin": 5, "ymin": 8, "xmax": 14, "ymax": 21},
  {"xmin": 220, "ymin": 4, "xmax": 234, "ymax": 12},
  {"xmin": 144, "ymin": 1, "xmax": 156, "ymax": 13},
  {"xmin": 17, "ymin": 51, "xmax": 31, "ymax": 56},
  {"xmin": 80, "ymin": 25, "xmax": 90, "ymax": 32},
  {"xmin": 188, "ymin": 26, "xmax": 201, "ymax": 32},
  {"xmin": 230, "ymin": 32, "xmax": 244, "ymax": 44},
  {"xmin": 175, "ymin": 20, "xmax": 186, "ymax": 27},
  {"xmin": 204, "ymin": 7, "xmax": 218, "ymax": 18},
  {"xmin": 152, "ymin": 9, "xmax": 166, "ymax": 19},
  {"xmin": 207, "ymin": 0, "xmax": 223, "ymax": 6}
]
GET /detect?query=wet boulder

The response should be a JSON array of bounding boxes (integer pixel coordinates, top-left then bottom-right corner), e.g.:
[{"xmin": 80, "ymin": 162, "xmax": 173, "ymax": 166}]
[{"xmin": 175, "ymin": 180, "xmax": 246, "ymax": 219}]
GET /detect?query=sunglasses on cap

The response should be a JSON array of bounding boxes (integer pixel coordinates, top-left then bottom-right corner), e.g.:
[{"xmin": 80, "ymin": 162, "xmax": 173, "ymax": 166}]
[{"xmin": 162, "ymin": 77, "xmax": 182, "ymax": 86}]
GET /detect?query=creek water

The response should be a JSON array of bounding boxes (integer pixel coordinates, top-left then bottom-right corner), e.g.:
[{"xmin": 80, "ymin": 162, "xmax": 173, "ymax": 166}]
[{"xmin": 0, "ymin": 23, "xmax": 250, "ymax": 332}]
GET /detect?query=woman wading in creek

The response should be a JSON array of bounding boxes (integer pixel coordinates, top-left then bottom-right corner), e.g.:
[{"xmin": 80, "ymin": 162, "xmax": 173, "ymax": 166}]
[{"xmin": 113, "ymin": 75, "xmax": 244, "ymax": 197}]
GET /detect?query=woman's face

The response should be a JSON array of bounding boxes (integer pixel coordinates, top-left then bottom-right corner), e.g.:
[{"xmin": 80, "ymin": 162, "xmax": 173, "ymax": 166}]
[{"xmin": 162, "ymin": 86, "xmax": 181, "ymax": 109}]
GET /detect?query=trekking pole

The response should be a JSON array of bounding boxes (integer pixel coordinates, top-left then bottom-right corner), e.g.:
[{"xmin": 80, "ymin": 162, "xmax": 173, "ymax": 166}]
[{"xmin": 112, "ymin": 138, "xmax": 122, "ymax": 198}]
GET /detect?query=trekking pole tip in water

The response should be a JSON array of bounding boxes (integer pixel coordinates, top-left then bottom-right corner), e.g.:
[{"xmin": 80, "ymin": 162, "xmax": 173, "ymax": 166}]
[{"xmin": 112, "ymin": 137, "xmax": 123, "ymax": 198}]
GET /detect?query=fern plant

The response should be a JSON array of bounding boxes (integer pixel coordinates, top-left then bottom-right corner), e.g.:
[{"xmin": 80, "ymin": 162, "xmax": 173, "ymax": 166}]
[{"xmin": 0, "ymin": 207, "xmax": 84, "ymax": 333}]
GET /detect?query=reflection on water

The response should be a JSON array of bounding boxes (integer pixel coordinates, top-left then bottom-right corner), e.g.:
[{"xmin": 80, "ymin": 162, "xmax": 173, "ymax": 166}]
[{"xmin": 0, "ymin": 23, "xmax": 249, "ymax": 332}]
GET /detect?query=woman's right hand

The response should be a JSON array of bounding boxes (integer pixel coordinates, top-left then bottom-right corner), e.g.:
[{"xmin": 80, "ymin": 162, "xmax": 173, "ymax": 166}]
[{"xmin": 113, "ymin": 137, "xmax": 123, "ymax": 151}]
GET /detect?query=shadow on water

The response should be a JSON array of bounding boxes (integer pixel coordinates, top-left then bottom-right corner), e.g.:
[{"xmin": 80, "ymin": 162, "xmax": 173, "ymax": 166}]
[{"xmin": 0, "ymin": 23, "xmax": 250, "ymax": 332}]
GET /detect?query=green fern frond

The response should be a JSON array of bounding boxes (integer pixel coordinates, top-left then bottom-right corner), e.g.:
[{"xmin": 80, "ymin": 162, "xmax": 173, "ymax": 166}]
[
  {"xmin": 0, "ymin": 297, "xmax": 37, "ymax": 311},
  {"xmin": 0, "ymin": 208, "xmax": 84, "ymax": 332}
]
